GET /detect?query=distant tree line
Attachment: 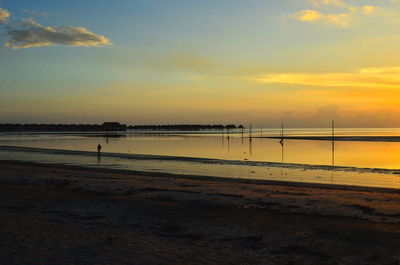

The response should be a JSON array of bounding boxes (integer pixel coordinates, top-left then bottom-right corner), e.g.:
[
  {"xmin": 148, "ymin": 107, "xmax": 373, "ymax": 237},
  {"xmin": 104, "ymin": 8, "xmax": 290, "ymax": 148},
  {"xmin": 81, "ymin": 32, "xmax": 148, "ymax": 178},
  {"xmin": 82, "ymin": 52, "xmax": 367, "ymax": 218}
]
[
  {"xmin": 0, "ymin": 123, "xmax": 246, "ymax": 132},
  {"xmin": 0, "ymin": 122, "xmax": 127, "ymax": 132},
  {"xmin": 128, "ymin": 124, "xmax": 244, "ymax": 131}
]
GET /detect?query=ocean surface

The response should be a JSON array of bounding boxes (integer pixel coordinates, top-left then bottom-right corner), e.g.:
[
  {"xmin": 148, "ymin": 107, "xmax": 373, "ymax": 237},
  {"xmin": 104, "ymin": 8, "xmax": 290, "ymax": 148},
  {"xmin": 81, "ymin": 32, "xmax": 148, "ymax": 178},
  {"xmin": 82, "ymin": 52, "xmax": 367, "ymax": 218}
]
[{"xmin": 1, "ymin": 128, "xmax": 400, "ymax": 189}]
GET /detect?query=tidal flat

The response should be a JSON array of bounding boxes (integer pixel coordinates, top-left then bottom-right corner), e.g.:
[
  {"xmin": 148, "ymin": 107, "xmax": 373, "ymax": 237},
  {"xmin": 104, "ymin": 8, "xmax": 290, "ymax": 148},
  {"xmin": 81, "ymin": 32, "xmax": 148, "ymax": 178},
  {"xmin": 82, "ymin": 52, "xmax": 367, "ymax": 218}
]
[{"xmin": 1, "ymin": 160, "xmax": 400, "ymax": 264}]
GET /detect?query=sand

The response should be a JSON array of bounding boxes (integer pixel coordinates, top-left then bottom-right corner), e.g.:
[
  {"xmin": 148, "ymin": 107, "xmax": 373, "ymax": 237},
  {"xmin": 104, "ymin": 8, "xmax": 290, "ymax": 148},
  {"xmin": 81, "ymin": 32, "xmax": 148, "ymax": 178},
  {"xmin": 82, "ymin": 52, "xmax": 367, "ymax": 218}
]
[{"xmin": 1, "ymin": 160, "xmax": 400, "ymax": 264}]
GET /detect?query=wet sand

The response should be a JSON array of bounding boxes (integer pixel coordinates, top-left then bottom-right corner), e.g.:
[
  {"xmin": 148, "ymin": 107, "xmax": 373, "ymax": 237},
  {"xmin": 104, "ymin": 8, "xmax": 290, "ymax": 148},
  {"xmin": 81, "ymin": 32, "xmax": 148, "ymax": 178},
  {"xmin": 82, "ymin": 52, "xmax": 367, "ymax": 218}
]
[{"xmin": 1, "ymin": 160, "xmax": 400, "ymax": 264}]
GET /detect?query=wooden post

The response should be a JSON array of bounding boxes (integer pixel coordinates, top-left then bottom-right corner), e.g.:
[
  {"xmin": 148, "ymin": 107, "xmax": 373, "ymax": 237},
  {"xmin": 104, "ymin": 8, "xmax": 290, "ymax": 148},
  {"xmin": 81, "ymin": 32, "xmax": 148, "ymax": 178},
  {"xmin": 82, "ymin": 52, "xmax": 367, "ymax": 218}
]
[{"xmin": 332, "ymin": 120, "xmax": 335, "ymax": 166}]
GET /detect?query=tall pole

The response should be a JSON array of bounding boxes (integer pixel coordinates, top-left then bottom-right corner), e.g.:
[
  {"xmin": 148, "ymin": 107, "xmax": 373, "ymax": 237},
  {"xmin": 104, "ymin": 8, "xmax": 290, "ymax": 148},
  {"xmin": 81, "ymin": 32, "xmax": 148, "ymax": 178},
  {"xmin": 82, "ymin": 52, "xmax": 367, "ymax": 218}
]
[
  {"xmin": 281, "ymin": 123, "xmax": 284, "ymax": 161},
  {"xmin": 332, "ymin": 120, "xmax": 335, "ymax": 166}
]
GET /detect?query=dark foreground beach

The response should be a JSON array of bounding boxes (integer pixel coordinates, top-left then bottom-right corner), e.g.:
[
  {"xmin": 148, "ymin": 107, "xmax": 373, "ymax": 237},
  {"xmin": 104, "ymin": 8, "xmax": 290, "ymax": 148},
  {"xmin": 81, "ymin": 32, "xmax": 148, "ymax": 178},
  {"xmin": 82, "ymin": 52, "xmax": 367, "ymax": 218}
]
[{"xmin": 1, "ymin": 161, "xmax": 400, "ymax": 264}]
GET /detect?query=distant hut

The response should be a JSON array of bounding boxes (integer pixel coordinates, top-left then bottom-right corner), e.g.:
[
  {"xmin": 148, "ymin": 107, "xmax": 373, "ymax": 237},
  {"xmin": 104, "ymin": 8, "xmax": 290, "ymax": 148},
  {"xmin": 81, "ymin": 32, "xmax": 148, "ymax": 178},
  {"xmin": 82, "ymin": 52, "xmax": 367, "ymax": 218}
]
[{"xmin": 101, "ymin": 122, "xmax": 127, "ymax": 131}]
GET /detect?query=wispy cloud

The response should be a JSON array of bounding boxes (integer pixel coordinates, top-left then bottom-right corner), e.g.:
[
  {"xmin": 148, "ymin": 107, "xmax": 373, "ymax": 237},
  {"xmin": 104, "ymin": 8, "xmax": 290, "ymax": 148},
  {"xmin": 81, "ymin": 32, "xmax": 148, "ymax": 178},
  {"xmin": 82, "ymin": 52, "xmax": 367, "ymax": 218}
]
[
  {"xmin": 289, "ymin": 1, "xmax": 376, "ymax": 27},
  {"xmin": 247, "ymin": 67, "xmax": 400, "ymax": 88},
  {"xmin": 22, "ymin": 9, "xmax": 50, "ymax": 18},
  {"xmin": 293, "ymin": 9, "xmax": 324, "ymax": 21},
  {"xmin": 0, "ymin": 7, "xmax": 10, "ymax": 23},
  {"xmin": 363, "ymin": 6, "xmax": 375, "ymax": 15},
  {"xmin": 309, "ymin": 0, "xmax": 346, "ymax": 7},
  {"xmin": 291, "ymin": 9, "xmax": 349, "ymax": 26},
  {"xmin": 4, "ymin": 18, "xmax": 111, "ymax": 49},
  {"xmin": 0, "ymin": 5, "xmax": 110, "ymax": 49}
]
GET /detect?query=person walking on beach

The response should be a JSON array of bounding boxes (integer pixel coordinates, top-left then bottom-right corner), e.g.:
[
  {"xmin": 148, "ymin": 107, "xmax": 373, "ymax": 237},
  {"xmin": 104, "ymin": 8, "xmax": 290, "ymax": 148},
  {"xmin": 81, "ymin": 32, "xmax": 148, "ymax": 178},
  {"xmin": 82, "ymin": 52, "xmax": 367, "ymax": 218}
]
[{"xmin": 97, "ymin": 144, "xmax": 102, "ymax": 154}]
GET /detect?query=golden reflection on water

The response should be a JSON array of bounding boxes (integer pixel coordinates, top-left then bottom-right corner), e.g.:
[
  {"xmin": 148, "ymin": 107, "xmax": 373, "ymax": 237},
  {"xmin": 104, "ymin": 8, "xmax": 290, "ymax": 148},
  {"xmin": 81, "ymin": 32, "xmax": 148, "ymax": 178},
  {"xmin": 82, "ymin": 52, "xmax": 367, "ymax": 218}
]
[{"xmin": 1, "ymin": 132, "xmax": 400, "ymax": 169}]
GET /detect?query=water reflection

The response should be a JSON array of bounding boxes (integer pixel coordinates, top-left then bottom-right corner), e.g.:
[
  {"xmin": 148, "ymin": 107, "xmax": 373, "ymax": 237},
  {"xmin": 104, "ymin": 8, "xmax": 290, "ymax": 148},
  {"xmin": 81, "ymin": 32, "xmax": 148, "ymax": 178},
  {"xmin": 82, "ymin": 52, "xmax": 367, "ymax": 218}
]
[
  {"xmin": 332, "ymin": 137, "xmax": 335, "ymax": 166},
  {"xmin": 221, "ymin": 130, "xmax": 224, "ymax": 149},
  {"xmin": 2, "ymin": 130, "xmax": 400, "ymax": 169},
  {"xmin": 332, "ymin": 120, "xmax": 335, "ymax": 167},
  {"xmin": 249, "ymin": 137, "xmax": 253, "ymax": 157}
]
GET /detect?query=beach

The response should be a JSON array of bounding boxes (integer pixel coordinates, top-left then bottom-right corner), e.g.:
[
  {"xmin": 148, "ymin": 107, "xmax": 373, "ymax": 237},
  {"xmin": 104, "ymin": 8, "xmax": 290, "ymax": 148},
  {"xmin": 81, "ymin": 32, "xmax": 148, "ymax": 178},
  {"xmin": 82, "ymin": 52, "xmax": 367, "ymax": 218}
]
[{"xmin": 1, "ymin": 160, "xmax": 400, "ymax": 264}]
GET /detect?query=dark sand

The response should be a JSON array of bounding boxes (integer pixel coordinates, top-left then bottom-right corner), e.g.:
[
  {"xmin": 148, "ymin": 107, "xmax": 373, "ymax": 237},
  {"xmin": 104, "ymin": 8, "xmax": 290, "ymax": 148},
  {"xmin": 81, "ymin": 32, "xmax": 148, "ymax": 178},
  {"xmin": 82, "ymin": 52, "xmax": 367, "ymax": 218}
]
[{"xmin": 1, "ymin": 160, "xmax": 400, "ymax": 264}]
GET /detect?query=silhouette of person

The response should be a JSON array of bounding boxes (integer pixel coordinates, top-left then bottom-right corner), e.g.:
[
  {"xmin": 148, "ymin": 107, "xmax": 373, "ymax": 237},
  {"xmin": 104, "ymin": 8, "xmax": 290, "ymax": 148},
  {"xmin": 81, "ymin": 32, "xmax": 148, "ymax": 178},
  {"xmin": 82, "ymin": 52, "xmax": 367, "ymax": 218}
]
[{"xmin": 97, "ymin": 144, "xmax": 102, "ymax": 154}]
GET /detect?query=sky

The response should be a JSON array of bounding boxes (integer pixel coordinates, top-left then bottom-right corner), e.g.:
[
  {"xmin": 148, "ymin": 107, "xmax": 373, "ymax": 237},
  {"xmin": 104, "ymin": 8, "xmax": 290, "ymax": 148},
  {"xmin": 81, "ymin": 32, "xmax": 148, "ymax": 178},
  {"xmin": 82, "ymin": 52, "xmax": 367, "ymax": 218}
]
[{"xmin": 1, "ymin": 0, "xmax": 400, "ymax": 127}]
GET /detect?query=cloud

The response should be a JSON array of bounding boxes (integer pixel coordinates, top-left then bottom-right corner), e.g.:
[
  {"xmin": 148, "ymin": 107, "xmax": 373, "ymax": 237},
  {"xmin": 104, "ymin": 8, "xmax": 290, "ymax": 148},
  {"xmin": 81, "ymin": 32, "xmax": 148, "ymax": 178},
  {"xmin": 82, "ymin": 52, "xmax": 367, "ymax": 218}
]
[
  {"xmin": 309, "ymin": 0, "xmax": 346, "ymax": 7},
  {"xmin": 22, "ymin": 9, "xmax": 49, "ymax": 18},
  {"xmin": 247, "ymin": 66, "xmax": 400, "ymax": 88},
  {"xmin": 292, "ymin": 9, "xmax": 349, "ymax": 26},
  {"xmin": 294, "ymin": 9, "xmax": 324, "ymax": 21},
  {"xmin": 290, "ymin": 1, "xmax": 377, "ymax": 27},
  {"xmin": 0, "ymin": 7, "xmax": 10, "ymax": 23},
  {"xmin": 363, "ymin": 6, "xmax": 375, "ymax": 15},
  {"xmin": 4, "ymin": 18, "xmax": 111, "ymax": 49},
  {"xmin": 325, "ymin": 13, "xmax": 349, "ymax": 26}
]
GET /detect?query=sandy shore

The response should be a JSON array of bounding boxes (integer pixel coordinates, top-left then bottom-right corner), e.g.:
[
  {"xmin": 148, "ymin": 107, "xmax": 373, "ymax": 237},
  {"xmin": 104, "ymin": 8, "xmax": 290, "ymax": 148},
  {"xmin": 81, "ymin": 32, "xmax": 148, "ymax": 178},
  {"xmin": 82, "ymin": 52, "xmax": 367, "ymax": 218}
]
[{"xmin": 1, "ymin": 160, "xmax": 400, "ymax": 264}]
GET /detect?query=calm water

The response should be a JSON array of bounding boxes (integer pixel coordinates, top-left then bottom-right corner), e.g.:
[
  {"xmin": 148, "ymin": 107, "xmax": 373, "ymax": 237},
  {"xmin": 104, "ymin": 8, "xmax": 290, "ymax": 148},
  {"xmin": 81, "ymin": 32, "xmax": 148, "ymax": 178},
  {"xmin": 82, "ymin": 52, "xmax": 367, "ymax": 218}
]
[{"xmin": 1, "ymin": 128, "xmax": 400, "ymax": 189}]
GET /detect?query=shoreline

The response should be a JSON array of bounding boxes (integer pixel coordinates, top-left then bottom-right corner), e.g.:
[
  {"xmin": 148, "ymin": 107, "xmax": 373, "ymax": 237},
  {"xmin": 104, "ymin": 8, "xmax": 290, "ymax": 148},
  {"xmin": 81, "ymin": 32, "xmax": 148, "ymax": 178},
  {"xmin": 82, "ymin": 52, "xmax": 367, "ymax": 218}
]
[
  {"xmin": 2, "ymin": 145, "xmax": 400, "ymax": 176},
  {"xmin": 2, "ymin": 159, "xmax": 400, "ymax": 193},
  {"xmin": 2, "ymin": 159, "xmax": 400, "ymax": 223}
]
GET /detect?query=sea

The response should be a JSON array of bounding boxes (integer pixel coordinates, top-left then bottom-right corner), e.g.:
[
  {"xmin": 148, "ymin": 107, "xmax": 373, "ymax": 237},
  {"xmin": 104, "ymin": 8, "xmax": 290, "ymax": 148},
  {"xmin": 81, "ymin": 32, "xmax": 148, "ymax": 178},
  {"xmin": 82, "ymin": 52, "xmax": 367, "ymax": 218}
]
[{"xmin": 1, "ymin": 128, "xmax": 400, "ymax": 189}]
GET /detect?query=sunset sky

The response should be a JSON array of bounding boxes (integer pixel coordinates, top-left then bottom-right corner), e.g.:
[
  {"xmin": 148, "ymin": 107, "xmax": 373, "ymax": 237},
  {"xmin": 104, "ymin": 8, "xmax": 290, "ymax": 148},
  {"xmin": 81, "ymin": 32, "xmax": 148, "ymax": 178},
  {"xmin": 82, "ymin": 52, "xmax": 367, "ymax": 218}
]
[{"xmin": 1, "ymin": 0, "xmax": 400, "ymax": 127}]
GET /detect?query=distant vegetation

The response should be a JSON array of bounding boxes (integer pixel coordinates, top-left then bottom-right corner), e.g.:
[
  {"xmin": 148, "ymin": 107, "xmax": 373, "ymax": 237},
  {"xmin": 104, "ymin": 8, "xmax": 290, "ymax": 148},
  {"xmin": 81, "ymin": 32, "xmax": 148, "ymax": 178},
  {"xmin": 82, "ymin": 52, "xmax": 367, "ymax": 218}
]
[
  {"xmin": 128, "ymin": 124, "xmax": 243, "ymax": 131},
  {"xmin": 0, "ymin": 122, "xmax": 127, "ymax": 132},
  {"xmin": 0, "ymin": 123, "xmax": 244, "ymax": 132}
]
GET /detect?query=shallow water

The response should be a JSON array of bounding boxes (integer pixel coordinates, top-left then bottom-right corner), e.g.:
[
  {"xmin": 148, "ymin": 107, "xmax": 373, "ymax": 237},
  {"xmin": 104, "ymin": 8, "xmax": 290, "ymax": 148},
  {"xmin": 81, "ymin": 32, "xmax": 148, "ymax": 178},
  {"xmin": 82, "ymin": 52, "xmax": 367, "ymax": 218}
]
[
  {"xmin": 1, "ymin": 128, "xmax": 400, "ymax": 168},
  {"xmin": 1, "ymin": 128, "xmax": 400, "ymax": 189}
]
